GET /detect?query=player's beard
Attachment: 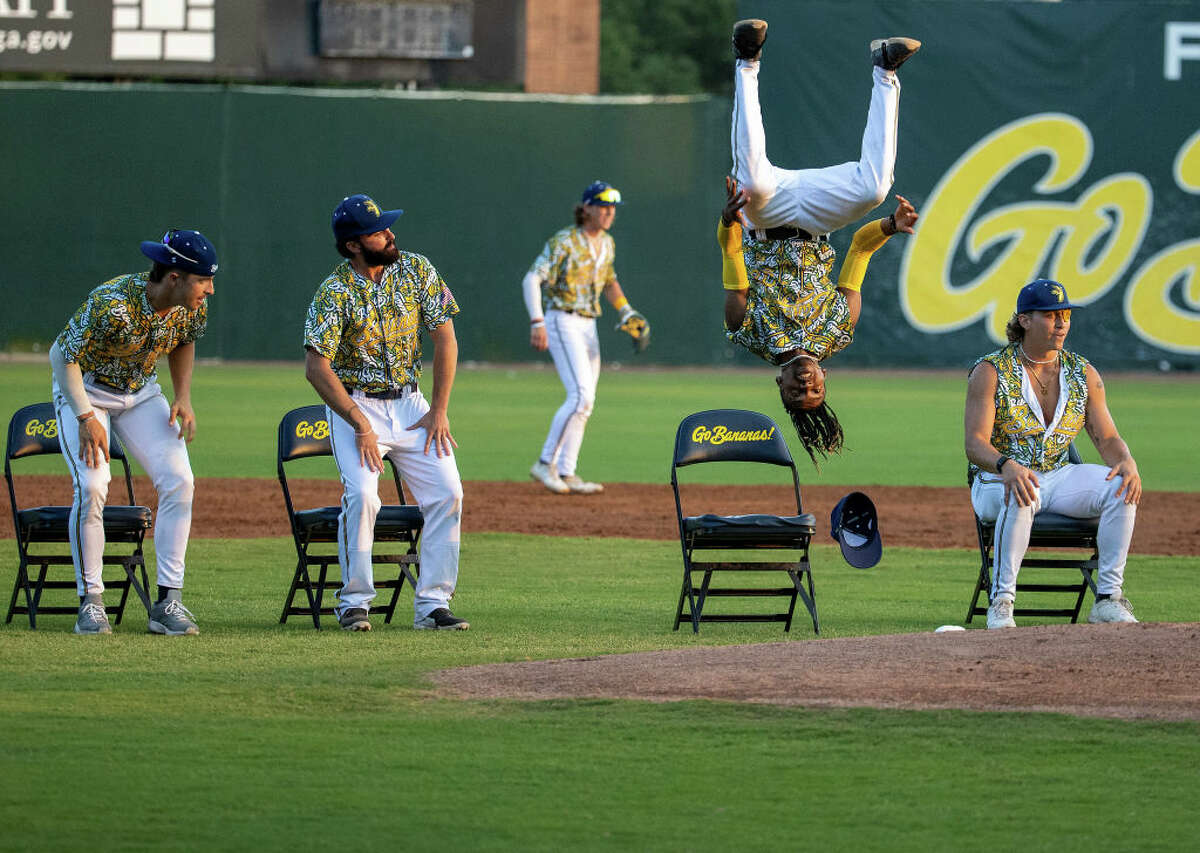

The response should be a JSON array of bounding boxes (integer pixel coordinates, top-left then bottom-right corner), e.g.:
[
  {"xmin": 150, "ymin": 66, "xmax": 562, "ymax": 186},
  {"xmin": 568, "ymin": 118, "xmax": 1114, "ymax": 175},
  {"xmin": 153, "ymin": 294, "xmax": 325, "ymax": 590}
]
[{"xmin": 361, "ymin": 242, "xmax": 400, "ymax": 266}]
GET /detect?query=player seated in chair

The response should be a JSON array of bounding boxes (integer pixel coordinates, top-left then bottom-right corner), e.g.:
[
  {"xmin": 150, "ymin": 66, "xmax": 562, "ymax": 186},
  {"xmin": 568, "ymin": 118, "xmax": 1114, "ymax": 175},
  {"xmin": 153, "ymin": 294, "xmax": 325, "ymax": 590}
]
[
  {"xmin": 48, "ymin": 229, "xmax": 217, "ymax": 635},
  {"xmin": 720, "ymin": 19, "xmax": 921, "ymax": 464},
  {"xmin": 964, "ymin": 279, "xmax": 1141, "ymax": 629}
]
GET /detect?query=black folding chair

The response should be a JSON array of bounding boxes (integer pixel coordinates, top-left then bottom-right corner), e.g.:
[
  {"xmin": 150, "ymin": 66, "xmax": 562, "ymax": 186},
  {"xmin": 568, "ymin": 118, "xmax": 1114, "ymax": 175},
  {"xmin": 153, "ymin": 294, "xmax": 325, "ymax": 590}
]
[
  {"xmin": 5, "ymin": 402, "xmax": 152, "ymax": 629},
  {"xmin": 671, "ymin": 409, "xmax": 818, "ymax": 633},
  {"xmin": 966, "ymin": 444, "xmax": 1098, "ymax": 624},
  {"xmin": 277, "ymin": 405, "xmax": 424, "ymax": 629}
]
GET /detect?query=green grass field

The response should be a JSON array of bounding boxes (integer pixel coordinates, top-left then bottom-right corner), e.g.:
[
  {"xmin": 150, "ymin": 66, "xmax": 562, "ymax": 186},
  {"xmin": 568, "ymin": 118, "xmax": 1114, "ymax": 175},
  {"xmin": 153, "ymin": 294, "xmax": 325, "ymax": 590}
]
[
  {"xmin": 2, "ymin": 361, "xmax": 1198, "ymax": 851},
  {"xmin": 3, "ymin": 359, "xmax": 1197, "ymax": 489}
]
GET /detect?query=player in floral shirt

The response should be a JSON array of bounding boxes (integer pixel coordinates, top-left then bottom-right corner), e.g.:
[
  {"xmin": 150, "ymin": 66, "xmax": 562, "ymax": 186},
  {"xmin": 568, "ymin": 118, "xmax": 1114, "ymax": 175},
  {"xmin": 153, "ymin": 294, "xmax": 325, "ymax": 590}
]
[
  {"xmin": 719, "ymin": 178, "xmax": 917, "ymax": 463},
  {"xmin": 48, "ymin": 229, "xmax": 218, "ymax": 635},
  {"xmin": 303, "ymin": 193, "xmax": 468, "ymax": 632}
]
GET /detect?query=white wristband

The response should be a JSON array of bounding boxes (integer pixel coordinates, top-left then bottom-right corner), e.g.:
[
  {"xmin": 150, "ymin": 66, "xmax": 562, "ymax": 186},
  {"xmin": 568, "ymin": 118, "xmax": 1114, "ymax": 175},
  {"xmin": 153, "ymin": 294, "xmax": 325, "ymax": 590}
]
[{"xmin": 531, "ymin": 319, "xmax": 545, "ymax": 328}]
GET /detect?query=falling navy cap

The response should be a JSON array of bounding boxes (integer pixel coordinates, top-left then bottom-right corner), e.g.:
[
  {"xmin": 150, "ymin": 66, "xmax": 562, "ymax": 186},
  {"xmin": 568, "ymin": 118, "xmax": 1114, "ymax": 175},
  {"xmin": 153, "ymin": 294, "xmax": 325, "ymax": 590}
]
[
  {"xmin": 830, "ymin": 491, "xmax": 882, "ymax": 569},
  {"xmin": 1017, "ymin": 279, "xmax": 1079, "ymax": 313},
  {"xmin": 580, "ymin": 180, "xmax": 623, "ymax": 206},
  {"xmin": 332, "ymin": 194, "xmax": 403, "ymax": 241},
  {"xmin": 140, "ymin": 229, "xmax": 218, "ymax": 276}
]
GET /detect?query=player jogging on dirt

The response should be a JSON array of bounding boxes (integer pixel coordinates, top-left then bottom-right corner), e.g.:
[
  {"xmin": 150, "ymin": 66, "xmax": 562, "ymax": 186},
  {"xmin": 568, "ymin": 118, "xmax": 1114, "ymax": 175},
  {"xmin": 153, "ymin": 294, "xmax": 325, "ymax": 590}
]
[{"xmin": 49, "ymin": 229, "xmax": 216, "ymax": 635}]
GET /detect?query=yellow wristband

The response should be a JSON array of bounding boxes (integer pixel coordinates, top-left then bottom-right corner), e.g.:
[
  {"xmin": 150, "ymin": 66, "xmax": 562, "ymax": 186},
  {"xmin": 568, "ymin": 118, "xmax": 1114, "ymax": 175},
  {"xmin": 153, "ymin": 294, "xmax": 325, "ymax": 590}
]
[
  {"xmin": 717, "ymin": 219, "xmax": 749, "ymax": 291},
  {"xmin": 612, "ymin": 296, "xmax": 629, "ymax": 312}
]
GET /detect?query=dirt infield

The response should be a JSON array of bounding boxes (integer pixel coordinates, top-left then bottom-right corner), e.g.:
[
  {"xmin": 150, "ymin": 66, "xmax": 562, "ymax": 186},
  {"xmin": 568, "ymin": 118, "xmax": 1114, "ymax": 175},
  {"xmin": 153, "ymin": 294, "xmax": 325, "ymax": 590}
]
[
  {"xmin": 2, "ymin": 476, "xmax": 1198, "ymax": 555},
  {"xmin": 434, "ymin": 622, "xmax": 1200, "ymax": 721},
  {"xmin": 4, "ymin": 476, "xmax": 1197, "ymax": 721}
]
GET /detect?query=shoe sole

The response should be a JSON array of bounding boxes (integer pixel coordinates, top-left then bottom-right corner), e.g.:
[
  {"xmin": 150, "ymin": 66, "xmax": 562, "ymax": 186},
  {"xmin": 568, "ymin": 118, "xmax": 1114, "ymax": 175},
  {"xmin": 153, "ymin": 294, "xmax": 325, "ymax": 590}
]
[
  {"xmin": 414, "ymin": 621, "xmax": 470, "ymax": 631},
  {"xmin": 341, "ymin": 621, "xmax": 372, "ymax": 631},
  {"xmin": 73, "ymin": 625, "xmax": 112, "ymax": 634},
  {"xmin": 733, "ymin": 19, "xmax": 767, "ymax": 60},
  {"xmin": 148, "ymin": 620, "xmax": 199, "ymax": 636}
]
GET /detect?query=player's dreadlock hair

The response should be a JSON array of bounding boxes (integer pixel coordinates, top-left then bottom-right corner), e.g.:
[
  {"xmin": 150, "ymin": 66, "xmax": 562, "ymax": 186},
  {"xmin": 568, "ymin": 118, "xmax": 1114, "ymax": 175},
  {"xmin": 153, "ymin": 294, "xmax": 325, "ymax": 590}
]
[
  {"xmin": 1005, "ymin": 312, "xmax": 1026, "ymax": 343},
  {"xmin": 781, "ymin": 398, "xmax": 845, "ymax": 466},
  {"xmin": 573, "ymin": 203, "xmax": 587, "ymax": 226}
]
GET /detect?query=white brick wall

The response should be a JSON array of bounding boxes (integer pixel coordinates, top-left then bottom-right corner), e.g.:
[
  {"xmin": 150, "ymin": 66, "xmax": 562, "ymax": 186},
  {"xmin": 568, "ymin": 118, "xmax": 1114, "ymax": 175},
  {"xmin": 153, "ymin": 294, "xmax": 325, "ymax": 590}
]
[{"xmin": 111, "ymin": 0, "xmax": 214, "ymax": 62}]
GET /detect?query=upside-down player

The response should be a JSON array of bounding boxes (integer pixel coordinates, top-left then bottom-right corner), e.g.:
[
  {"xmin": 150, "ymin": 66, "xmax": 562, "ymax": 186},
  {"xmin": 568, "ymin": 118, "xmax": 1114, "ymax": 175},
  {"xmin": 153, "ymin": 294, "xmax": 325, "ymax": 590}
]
[
  {"xmin": 722, "ymin": 19, "xmax": 922, "ymax": 463},
  {"xmin": 719, "ymin": 177, "xmax": 917, "ymax": 463}
]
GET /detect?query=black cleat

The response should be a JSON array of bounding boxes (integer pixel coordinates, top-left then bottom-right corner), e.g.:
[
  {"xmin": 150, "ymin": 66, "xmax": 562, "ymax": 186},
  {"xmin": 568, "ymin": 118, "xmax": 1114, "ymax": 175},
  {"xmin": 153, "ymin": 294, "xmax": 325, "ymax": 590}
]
[
  {"xmin": 732, "ymin": 19, "xmax": 768, "ymax": 62},
  {"xmin": 871, "ymin": 37, "xmax": 921, "ymax": 71},
  {"xmin": 415, "ymin": 607, "xmax": 470, "ymax": 631}
]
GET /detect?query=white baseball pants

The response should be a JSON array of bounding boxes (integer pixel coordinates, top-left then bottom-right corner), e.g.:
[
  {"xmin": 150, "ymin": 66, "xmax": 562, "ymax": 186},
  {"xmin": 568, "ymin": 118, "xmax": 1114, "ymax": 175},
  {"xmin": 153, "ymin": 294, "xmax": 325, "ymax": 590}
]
[
  {"xmin": 971, "ymin": 463, "xmax": 1137, "ymax": 602},
  {"xmin": 52, "ymin": 379, "xmax": 194, "ymax": 596},
  {"xmin": 327, "ymin": 389, "xmax": 463, "ymax": 621},
  {"xmin": 538, "ymin": 309, "xmax": 601, "ymax": 478},
  {"xmin": 731, "ymin": 59, "xmax": 901, "ymax": 234}
]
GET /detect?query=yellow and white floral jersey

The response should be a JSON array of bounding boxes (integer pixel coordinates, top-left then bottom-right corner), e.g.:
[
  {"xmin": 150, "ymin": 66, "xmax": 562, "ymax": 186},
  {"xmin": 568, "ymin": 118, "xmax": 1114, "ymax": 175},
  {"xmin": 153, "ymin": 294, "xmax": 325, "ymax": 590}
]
[
  {"xmin": 726, "ymin": 236, "xmax": 852, "ymax": 364},
  {"xmin": 303, "ymin": 254, "xmax": 459, "ymax": 393},
  {"xmin": 969, "ymin": 342, "xmax": 1090, "ymax": 479},
  {"xmin": 55, "ymin": 272, "xmax": 207, "ymax": 394},
  {"xmin": 528, "ymin": 226, "xmax": 616, "ymax": 318}
]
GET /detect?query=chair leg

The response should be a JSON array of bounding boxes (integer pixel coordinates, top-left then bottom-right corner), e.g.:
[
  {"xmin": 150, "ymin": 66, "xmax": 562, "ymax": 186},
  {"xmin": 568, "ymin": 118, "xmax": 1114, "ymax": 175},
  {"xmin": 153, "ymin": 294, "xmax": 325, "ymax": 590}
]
[
  {"xmin": 29, "ymin": 562, "xmax": 51, "ymax": 630},
  {"xmin": 967, "ymin": 550, "xmax": 992, "ymax": 624},
  {"xmin": 6, "ymin": 556, "xmax": 30, "ymax": 624},
  {"xmin": 792, "ymin": 562, "xmax": 819, "ymax": 635},
  {"xmin": 280, "ymin": 558, "xmax": 305, "ymax": 624}
]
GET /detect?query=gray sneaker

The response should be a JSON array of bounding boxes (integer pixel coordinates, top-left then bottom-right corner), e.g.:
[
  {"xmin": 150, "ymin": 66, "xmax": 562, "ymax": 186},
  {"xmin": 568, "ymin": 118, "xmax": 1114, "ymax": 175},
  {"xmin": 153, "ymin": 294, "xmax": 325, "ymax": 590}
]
[
  {"xmin": 74, "ymin": 600, "xmax": 112, "ymax": 635},
  {"xmin": 338, "ymin": 607, "xmax": 371, "ymax": 632},
  {"xmin": 149, "ymin": 599, "xmax": 200, "ymax": 635},
  {"xmin": 414, "ymin": 607, "xmax": 470, "ymax": 631}
]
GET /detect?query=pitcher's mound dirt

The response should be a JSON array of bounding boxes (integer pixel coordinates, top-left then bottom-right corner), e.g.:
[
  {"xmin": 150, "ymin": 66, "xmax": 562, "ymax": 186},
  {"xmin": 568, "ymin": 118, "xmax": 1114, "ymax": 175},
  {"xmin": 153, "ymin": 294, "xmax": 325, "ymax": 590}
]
[{"xmin": 435, "ymin": 622, "xmax": 1200, "ymax": 721}]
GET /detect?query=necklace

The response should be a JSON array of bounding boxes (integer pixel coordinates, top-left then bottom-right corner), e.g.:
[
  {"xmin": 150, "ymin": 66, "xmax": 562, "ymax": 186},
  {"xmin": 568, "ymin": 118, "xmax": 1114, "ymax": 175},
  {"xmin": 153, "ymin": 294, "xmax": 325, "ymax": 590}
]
[
  {"xmin": 1019, "ymin": 344, "xmax": 1058, "ymax": 395},
  {"xmin": 779, "ymin": 351, "xmax": 819, "ymax": 369},
  {"xmin": 1019, "ymin": 343, "xmax": 1058, "ymax": 365}
]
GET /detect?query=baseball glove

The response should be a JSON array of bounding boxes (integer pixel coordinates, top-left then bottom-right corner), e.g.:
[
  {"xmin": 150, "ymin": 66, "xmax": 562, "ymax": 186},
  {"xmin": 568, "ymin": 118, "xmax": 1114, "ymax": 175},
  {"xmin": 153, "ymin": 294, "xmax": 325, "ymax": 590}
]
[{"xmin": 616, "ymin": 310, "xmax": 651, "ymax": 353}]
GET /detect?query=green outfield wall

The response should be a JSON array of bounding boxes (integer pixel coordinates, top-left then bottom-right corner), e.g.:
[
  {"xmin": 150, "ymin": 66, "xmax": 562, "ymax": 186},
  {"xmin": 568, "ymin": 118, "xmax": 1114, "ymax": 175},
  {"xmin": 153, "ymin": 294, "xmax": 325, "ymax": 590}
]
[{"xmin": 1, "ymin": 0, "xmax": 1197, "ymax": 369}]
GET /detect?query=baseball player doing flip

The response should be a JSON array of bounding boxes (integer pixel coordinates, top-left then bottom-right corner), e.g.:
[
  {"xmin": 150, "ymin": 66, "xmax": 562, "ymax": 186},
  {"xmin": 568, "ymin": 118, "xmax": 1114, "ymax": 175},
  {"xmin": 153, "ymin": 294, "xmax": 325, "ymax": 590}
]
[
  {"xmin": 721, "ymin": 19, "xmax": 921, "ymax": 462},
  {"xmin": 523, "ymin": 180, "xmax": 648, "ymax": 494},
  {"xmin": 304, "ymin": 194, "xmax": 468, "ymax": 632},
  {"xmin": 48, "ymin": 230, "xmax": 217, "ymax": 635}
]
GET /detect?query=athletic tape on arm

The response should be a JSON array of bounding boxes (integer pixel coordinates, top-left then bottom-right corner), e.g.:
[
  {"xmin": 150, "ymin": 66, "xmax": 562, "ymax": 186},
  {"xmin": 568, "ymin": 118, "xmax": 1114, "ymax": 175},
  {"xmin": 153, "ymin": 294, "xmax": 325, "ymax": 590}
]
[
  {"xmin": 717, "ymin": 219, "xmax": 749, "ymax": 291},
  {"xmin": 836, "ymin": 218, "xmax": 892, "ymax": 293}
]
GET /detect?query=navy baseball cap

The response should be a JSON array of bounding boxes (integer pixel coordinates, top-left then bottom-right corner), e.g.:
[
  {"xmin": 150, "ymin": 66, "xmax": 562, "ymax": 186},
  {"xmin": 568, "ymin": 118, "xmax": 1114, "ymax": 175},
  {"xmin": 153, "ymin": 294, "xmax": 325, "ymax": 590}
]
[
  {"xmin": 830, "ymin": 491, "xmax": 882, "ymax": 569},
  {"xmin": 1017, "ymin": 279, "xmax": 1079, "ymax": 313},
  {"xmin": 140, "ymin": 229, "xmax": 218, "ymax": 276},
  {"xmin": 332, "ymin": 194, "xmax": 403, "ymax": 241},
  {"xmin": 580, "ymin": 180, "xmax": 623, "ymax": 206}
]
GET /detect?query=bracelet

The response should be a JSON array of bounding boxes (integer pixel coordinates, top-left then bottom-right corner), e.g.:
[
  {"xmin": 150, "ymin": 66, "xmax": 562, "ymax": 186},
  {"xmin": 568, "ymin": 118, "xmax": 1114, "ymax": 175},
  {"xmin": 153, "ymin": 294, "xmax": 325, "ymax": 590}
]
[
  {"xmin": 531, "ymin": 319, "xmax": 545, "ymax": 327},
  {"xmin": 995, "ymin": 455, "xmax": 1010, "ymax": 473},
  {"xmin": 77, "ymin": 411, "xmax": 95, "ymax": 423},
  {"xmin": 883, "ymin": 214, "xmax": 897, "ymax": 236}
]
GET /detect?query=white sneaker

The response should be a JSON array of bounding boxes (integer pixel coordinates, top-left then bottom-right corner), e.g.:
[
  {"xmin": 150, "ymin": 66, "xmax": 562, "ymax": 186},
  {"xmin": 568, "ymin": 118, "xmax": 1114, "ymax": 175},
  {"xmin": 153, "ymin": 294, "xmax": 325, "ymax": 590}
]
[
  {"xmin": 530, "ymin": 461, "xmax": 569, "ymax": 494},
  {"xmin": 561, "ymin": 474, "xmax": 604, "ymax": 494},
  {"xmin": 987, "ymin": 598, "xmax": 1016, "ymax": 629},
  {"xmin": 1088, "ymin": 596, "xmax": 1138, "ymax": 624}
]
